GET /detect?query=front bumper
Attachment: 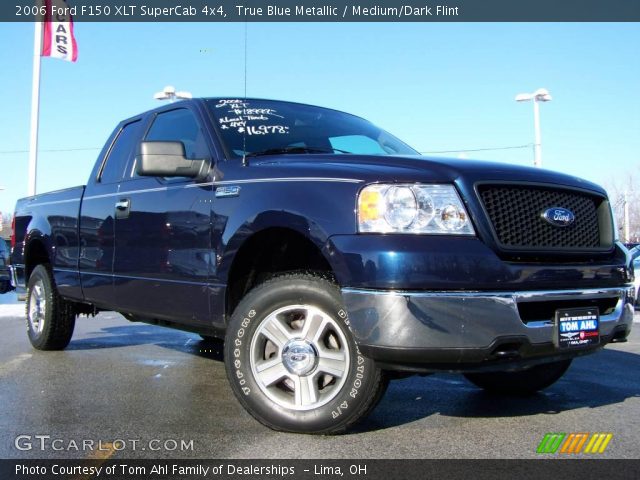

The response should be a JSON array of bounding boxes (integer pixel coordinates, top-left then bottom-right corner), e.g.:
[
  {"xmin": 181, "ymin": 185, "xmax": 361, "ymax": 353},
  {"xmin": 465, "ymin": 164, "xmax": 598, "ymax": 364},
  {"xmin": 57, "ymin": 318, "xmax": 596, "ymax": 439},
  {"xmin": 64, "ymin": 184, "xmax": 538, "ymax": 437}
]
[{"xmin": 342, "ymin": 286, "xmax": 634, "ymax": 373}]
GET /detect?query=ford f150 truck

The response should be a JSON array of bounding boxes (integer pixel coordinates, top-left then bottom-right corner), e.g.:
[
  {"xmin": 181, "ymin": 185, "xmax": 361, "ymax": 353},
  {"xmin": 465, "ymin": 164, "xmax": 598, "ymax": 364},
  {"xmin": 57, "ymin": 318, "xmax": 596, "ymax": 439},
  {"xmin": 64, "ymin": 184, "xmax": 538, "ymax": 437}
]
[{"xmin": 10, "ymin": 98, "xmax": 635, "ymax": 433}]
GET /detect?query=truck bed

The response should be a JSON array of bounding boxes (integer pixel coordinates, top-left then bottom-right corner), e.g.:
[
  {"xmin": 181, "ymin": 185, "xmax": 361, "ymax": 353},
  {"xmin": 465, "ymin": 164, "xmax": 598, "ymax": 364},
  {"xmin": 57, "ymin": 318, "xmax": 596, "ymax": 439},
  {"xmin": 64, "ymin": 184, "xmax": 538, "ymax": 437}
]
[{"xmin": 11, "ymin": 185, "xmax": 85, "ymax": 298}]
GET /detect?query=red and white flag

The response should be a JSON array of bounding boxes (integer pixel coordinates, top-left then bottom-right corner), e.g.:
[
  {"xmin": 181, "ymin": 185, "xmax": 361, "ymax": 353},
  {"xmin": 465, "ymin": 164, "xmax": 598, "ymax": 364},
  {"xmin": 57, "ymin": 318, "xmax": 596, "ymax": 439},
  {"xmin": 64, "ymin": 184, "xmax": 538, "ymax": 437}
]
[{"xmin": 42, "ymin": 0, "xmax": 78, "ymax": 62}]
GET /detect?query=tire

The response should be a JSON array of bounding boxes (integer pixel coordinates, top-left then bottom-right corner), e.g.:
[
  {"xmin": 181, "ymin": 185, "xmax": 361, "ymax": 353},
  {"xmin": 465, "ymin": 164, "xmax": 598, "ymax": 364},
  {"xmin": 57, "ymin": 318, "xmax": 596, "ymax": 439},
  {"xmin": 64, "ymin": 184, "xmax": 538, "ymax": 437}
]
[
  {"xmin": 464, "ymin": 359, "xmax": 572, "ymax": 396},
  {"xmin": 224, "ymin": 273, "xmax": 386, "ymax": 434},
  {"xmin": 26, "ymin": 264, "xmax": 76, "ymax": 350}
]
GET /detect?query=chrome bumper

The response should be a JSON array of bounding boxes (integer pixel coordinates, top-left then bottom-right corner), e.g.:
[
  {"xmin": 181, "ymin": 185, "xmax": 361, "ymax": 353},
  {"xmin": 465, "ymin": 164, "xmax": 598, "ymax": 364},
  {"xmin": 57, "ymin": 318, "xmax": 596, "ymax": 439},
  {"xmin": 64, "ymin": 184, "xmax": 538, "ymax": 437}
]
[
  {"xmin": 342, "ymin": 286, "xmax": 634, "ymax": 368},
  {"xmin": 9, "ymin": 264, "xmax": 19, "ymax": 289}
]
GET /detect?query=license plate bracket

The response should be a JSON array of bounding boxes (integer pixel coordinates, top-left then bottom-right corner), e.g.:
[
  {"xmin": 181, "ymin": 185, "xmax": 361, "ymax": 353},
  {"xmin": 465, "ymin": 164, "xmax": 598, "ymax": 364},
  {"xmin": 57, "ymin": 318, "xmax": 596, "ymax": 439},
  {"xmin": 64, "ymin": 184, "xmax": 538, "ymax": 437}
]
[{"xmin": 555, "ymin": 307, "xmax": 600, "ymax": 349}]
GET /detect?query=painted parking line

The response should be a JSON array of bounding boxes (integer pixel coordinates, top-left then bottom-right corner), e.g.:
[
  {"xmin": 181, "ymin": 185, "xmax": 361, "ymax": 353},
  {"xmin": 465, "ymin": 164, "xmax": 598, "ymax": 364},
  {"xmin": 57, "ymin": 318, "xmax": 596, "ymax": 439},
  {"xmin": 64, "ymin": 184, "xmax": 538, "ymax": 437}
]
[
  {"xmin": 70, "ymin": 442, "xmax": 116, "ymax": 480},
  {"xmin": 0, "ymin": 353, "xmax": 32, "ymax": 376}
]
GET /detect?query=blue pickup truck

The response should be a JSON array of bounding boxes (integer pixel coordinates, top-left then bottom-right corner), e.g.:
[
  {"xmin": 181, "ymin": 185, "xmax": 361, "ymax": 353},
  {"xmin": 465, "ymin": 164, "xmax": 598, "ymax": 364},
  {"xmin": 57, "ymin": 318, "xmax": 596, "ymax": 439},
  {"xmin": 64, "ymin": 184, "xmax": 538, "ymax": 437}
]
[{"xmin": 10, "ymin": 98, "xmax": 635, "ymax": 433}]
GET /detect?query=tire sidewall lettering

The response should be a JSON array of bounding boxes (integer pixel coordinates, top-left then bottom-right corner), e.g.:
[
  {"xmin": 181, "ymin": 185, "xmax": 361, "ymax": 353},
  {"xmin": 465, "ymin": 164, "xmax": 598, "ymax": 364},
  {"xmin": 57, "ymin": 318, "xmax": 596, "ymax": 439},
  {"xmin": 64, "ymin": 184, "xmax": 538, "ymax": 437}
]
[
  {"xmin": 224, "ymin": 277, "xmax": 382, "ymax": 432},
  {"xmin": 232, "ymin": 307, "xmax": 258, "ymax": 396}
]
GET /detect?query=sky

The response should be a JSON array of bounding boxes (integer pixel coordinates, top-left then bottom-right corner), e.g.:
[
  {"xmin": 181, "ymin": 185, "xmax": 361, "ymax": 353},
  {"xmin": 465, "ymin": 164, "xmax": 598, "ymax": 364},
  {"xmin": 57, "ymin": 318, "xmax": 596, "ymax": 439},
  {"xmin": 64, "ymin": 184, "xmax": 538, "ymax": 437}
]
[{"xmin": 0, "ymin": 21, "xmax": 639, "ymax": 216}]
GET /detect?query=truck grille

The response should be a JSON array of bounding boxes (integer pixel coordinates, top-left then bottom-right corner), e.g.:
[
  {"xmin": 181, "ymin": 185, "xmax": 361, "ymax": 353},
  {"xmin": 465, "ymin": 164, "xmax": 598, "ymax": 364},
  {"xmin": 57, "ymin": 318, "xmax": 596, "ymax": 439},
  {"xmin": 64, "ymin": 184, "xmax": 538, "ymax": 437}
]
[{"xmin": 478, "ymin": 184, "xmax": 604, "ymax": 250}]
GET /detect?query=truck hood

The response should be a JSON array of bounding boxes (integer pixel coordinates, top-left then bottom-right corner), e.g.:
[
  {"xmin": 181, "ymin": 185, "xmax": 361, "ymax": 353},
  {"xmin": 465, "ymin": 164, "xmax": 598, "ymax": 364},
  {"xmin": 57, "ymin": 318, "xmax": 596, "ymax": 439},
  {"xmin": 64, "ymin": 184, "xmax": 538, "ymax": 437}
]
[{"xmin": 251, "ymin": 154, "xmax": 607, "ymax": 196}]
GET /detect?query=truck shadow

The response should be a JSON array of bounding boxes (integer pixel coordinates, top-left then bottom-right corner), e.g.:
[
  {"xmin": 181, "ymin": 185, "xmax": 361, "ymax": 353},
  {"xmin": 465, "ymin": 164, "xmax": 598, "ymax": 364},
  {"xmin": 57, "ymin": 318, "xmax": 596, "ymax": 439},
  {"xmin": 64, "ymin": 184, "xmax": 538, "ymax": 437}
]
[
  {"xmin": 66, "ymin": 322, "xmax": 226, "ymax": 360},
  {"xmin": 356, "ymin": 348, "xmax": 640, "ymax": 433},
  {"xmin": 67, "ymin": 322, "xmax": 639, "ymax": 433}
]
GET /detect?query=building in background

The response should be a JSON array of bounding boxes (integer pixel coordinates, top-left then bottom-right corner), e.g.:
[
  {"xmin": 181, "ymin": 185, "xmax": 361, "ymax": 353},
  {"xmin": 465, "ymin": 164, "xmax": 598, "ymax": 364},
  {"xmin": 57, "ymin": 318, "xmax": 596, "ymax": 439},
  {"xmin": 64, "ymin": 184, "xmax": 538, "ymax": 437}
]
[{"xmin": 0, "ymin": 212, "xmax": 12, "ymax": 242}]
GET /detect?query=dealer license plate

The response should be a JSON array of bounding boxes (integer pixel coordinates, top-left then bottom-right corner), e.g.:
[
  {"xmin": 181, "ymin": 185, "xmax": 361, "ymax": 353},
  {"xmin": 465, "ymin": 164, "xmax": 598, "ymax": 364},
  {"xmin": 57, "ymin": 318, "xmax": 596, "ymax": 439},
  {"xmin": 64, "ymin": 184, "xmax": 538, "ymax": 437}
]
[{"xmin": 556, "ymin": 307, "xmax": 600, "ymax": 349}]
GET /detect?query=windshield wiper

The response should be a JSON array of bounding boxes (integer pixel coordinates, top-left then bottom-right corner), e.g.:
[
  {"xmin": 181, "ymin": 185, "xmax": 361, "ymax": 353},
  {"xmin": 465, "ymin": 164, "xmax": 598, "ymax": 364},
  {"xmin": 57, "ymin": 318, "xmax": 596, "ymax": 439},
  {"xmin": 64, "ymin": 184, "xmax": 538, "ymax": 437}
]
[{"xmin": 246, "ymin": 146, "xmax": 351, "ymax": 157}]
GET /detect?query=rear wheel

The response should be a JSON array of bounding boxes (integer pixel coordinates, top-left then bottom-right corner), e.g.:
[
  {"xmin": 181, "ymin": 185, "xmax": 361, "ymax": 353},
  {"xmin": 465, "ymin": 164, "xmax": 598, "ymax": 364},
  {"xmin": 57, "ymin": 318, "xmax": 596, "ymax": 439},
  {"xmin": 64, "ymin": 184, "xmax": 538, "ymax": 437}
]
[
  {"xmin": 464, "ymin": 359, "xmax": 572, "ymax": 396},
  {"xmin": 224, "ymin": 273, "xmax": 386, "ymax": 434},
  {"xmin": 26, "ymin": 264, "xmax": 75, "ymax": 350}
]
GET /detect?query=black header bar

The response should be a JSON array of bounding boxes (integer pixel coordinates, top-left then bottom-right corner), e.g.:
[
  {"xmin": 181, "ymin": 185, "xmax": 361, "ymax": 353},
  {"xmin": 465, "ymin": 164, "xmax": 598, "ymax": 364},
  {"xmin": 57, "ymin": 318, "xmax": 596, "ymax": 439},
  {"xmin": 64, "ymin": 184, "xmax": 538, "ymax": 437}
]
[
  {"xmin": 2, "ymin": 459, "xmax": 640, "ymax": 480},
  {"xmin": 4, "ymin": 0, "xmax": 640, "ymax": 22}
]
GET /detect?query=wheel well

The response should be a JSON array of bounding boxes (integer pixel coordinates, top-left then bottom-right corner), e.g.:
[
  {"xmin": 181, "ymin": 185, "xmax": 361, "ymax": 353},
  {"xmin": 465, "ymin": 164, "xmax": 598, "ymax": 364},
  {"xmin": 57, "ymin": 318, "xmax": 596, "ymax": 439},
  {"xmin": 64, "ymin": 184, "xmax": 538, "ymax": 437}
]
[
  {"xmin": 225, "ymin": 228, "xmax": 333, "ymax": 318},
  {"xmin": 25, "ymin": 239, "xmax": 49, "ymax": 280}
]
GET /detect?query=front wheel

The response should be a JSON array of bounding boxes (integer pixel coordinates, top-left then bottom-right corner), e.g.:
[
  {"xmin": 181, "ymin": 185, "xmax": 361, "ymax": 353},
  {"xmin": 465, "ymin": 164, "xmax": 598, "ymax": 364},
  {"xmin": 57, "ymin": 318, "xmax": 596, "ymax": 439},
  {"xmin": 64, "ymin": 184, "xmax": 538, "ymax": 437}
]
[
  {"xmin": 224, "ymin": 273, "xmax": 387, "ymax": 434},
  {"xmin": 464, "ymin": 359, "xmax": 572, "ymax": 396},
  {"xmin": 26, "ymin": 264, "xmax": 76, "ymax": 350}
]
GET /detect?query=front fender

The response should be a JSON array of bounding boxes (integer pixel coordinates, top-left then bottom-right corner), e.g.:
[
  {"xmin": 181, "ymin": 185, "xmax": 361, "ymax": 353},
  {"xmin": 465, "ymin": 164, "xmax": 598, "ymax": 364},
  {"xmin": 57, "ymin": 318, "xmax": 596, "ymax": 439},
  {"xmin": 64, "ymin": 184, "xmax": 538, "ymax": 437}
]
[
  {"xmin": 217, "ymin": 210, "xmax": 335, "ymax": 281},
  {"xmin": 213, "ymin": 178, "xmax": 362, "ymax": 282}
]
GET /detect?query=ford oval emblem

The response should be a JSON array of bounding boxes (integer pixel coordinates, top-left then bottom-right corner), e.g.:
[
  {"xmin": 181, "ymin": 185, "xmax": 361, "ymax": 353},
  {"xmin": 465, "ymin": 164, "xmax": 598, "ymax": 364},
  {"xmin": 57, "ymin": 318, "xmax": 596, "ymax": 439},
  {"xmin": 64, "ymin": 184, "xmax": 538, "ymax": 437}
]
[{"xmin": 541, "ymin": 207, "xmax": 575, "ymax": 227}]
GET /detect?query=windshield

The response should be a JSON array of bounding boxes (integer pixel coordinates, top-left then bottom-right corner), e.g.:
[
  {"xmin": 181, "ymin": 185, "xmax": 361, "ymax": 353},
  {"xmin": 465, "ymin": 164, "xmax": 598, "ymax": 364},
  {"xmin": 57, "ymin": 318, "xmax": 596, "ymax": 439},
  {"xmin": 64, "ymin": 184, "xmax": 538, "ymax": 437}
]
[{"xmin": 206, "ymin": 99, "xmax": 418, "ymax": 159}]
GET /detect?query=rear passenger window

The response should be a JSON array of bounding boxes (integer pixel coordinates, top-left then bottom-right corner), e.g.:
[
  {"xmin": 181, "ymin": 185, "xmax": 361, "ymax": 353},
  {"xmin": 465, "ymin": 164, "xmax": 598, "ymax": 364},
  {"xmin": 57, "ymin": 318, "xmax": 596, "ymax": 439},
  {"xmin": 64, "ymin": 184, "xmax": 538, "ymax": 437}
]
[{"xmin": 100, "ymin": 121, "xmax": 141, "ymax": 184}]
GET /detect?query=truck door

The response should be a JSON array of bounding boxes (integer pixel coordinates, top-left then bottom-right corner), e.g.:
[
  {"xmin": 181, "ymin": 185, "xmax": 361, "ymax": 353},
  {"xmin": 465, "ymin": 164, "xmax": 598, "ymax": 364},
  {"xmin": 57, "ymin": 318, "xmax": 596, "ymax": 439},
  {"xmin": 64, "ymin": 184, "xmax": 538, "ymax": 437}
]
[
  {"xmin": 79, "ymin": 119, "xmax": 143, "ymax": 308},
  {"xmin": 112, "ymin": 107, "xmax": 214, "ymax": 325}
]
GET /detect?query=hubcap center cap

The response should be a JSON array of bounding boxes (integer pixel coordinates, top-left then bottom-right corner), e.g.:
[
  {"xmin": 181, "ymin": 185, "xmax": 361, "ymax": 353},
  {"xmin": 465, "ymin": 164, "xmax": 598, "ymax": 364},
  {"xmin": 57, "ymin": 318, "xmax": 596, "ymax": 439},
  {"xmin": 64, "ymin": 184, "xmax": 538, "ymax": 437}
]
[{"xmin": 282, "ymin": 339, "xmax": 317, "ymax": 376}]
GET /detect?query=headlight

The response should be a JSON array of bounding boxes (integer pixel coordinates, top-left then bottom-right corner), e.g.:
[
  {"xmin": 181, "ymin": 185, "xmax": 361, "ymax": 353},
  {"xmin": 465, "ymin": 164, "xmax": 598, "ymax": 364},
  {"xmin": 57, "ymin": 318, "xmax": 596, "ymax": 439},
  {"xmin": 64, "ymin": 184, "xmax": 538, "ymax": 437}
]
[{"xmin": 358, "ymin": 184, "xmax": 474, "ymax": 235}]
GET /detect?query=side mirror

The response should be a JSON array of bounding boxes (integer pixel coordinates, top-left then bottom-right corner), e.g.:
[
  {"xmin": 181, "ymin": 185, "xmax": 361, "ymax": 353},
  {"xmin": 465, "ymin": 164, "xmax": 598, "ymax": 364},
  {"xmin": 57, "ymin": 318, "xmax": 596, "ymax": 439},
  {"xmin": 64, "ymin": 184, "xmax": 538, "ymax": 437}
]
[{"xmin": 137, "ymin": 141, "xmax": 207, "ymax": 179}]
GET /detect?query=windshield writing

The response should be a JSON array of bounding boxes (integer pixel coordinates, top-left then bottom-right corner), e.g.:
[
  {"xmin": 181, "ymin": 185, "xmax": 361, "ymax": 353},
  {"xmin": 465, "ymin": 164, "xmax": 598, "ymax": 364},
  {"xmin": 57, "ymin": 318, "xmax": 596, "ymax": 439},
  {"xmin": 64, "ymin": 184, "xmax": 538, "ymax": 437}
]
[{"xmin": 207, "ymin": 99, "xmax": 418, "ymax": 158}]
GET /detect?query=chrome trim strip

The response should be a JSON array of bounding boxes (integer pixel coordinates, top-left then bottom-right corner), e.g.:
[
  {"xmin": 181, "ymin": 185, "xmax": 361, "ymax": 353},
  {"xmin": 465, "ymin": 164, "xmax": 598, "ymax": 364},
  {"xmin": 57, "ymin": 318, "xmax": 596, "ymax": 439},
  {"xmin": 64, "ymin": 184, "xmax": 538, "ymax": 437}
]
[
  {"xmin": 214, "ymin": 177, "xmax": 363, "ymax": 185},
  {"xmin": 72, "ymin": 269, "xmax": 225, "ymax": 288},
  {"xmin": 186, "ymin": 182, "xmax": 215, "ymax": 189},
  {"xmin": 341, "ymin": 287, "xmax": 627, "ymax": 299},
  {"xmin": 26, "ymin": 198, "xmax": 81, "ymax": 208},
  {"xmin": 81, "ymin": 192, "xmax": 121, "ymax": 201},
  {"xmin": 24, "ymin": 177, "xmax": 362, "ymax": 206},
  {"xmin": 83, "ymin": 186, "xmax": 169, "ymax": 201},
  {"xmin": 52, "ymin": 268, "xmax": 80, "ymax": 274},
  {"xmin": 79, "ymin": 177, "xmax": 362, "ymax": 201}
]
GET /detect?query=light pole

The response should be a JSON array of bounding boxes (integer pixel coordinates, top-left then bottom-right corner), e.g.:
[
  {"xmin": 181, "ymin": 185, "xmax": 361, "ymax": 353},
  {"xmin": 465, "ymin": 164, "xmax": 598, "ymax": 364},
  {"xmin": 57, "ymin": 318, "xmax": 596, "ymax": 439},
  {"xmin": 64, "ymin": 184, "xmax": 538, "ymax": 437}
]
[
  {"xmin": 515, "ymin": 88, "xmax": 552, "ymax": 168},
  {"xmin": 153, "ymin": 85, "xmax": 193, "ymax": 103},
  {"xmin": 624, "ymin": 191, "xmax": 630, "ymax": 243}
]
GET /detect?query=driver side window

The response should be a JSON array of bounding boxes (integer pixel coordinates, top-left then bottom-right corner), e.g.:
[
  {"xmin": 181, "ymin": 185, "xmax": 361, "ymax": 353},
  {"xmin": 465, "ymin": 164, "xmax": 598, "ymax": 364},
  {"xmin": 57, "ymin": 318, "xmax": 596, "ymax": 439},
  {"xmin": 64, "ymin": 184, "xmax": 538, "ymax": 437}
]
[{"xmin": 128, "ymin": 108, "xmax": 210, "ymax": 178}]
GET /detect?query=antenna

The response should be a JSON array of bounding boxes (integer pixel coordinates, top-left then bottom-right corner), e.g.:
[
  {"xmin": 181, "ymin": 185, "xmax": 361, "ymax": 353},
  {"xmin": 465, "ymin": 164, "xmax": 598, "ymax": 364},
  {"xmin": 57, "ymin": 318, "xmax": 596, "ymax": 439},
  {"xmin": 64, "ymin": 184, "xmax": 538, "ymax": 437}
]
[{"xmin": 242, "ymin": 21, "xmax": 248, "ymax": 167}]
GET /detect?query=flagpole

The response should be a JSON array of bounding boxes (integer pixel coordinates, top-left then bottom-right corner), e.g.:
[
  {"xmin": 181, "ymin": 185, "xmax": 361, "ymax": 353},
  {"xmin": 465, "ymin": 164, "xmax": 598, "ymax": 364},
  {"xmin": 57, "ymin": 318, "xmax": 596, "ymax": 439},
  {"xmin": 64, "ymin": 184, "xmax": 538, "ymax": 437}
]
[{"xmin": 28, "ymin": 19, "xmax": 43, "ymax": 197}]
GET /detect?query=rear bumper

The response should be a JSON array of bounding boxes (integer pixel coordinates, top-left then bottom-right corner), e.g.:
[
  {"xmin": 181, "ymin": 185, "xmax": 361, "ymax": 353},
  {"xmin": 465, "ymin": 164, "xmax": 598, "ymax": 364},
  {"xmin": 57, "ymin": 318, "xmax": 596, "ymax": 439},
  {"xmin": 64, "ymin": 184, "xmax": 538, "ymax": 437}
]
[
  {"xmin": 8, "ymin": 265, "xmax": 19, "ymax": 288},
  {"xmin": 0, "ymin": 266, "xmax": 13, "ymax": 293},
  {"xmin": 342, "ymin": 286, "xmax": 635, "ymax": 373},
  {"xmin": 4, "ymin": 265, "xmax": 19, "ymax": 295}
]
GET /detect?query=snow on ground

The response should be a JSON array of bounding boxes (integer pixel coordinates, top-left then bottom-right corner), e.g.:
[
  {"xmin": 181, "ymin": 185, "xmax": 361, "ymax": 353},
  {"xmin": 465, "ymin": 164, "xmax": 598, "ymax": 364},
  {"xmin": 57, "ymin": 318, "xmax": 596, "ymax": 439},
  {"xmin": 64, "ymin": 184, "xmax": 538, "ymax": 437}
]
[{"xmin": 0, "ymin": 292, "xmax": 24, "ymax": 318}]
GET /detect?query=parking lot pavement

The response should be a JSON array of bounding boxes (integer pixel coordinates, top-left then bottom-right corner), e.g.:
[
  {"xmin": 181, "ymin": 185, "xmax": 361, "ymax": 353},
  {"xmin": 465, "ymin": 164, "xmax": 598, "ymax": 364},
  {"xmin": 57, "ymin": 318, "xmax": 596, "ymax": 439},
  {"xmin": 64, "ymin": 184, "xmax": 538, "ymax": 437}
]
[{"xmin": 1, "ymin": 298, "xmax": 639, "ymax": 460}]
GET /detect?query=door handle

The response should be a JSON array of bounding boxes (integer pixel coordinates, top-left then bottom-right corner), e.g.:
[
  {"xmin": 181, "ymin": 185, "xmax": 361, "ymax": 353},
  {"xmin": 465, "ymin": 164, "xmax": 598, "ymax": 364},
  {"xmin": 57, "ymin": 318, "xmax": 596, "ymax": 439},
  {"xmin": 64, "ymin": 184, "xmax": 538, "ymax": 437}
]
[
  {"xmin": 115, "ymin": 198, "xmax": 131, "ymax": 219},
  {"xmin": 115, "ymin": 199, "xmax": 130, "ymax": 210}
]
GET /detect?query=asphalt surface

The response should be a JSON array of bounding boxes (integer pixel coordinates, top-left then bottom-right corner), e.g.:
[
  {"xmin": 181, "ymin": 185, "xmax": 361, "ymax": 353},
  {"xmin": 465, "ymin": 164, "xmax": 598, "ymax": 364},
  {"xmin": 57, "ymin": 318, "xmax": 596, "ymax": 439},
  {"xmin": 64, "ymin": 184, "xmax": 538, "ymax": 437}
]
[{"xmin": 1, "ymin": 291, "xmax": 639, "ymax": 459}]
